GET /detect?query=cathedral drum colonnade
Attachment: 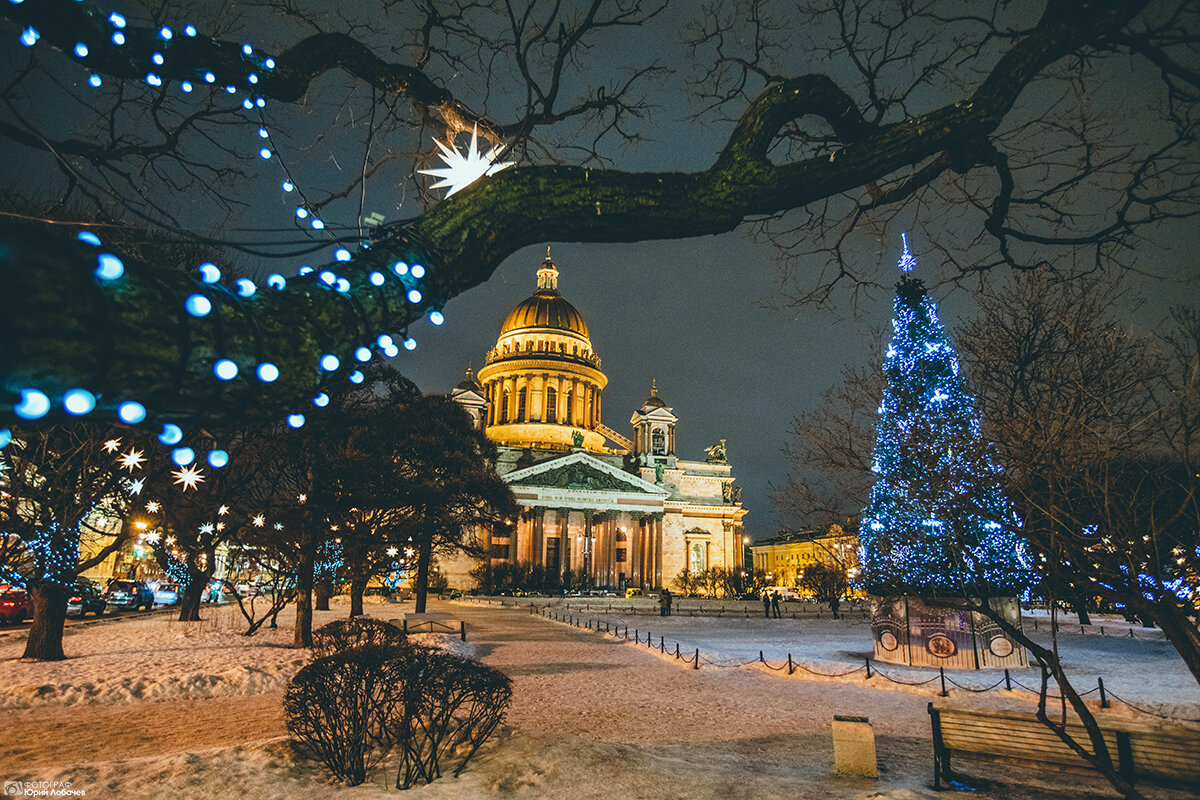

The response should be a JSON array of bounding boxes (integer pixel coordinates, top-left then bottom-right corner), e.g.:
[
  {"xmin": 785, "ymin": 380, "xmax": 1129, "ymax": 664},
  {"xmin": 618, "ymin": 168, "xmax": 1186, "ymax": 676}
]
[{"xmin": 448, "ymin": 254, "xmax": 747, "ymax": 590}]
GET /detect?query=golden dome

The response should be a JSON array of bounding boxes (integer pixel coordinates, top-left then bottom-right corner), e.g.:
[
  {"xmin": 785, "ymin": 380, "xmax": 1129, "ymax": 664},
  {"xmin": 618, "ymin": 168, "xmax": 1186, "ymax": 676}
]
[{"xmin": 498, "ymin": 255, "xmax": 590, "ymax": 339}]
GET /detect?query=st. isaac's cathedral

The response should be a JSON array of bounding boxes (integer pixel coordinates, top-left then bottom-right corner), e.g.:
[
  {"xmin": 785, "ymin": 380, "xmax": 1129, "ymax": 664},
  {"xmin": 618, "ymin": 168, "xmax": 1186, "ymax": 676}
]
[{"xmin": 447, "ymin": 253, "xmax": 748, "ymax": 591}]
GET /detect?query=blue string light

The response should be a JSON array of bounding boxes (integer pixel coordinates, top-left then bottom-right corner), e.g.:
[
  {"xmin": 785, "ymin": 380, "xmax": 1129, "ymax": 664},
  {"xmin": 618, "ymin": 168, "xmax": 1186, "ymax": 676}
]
[
  {"xmin": 14, "ymin": 389, "xmax": 50, "ymax": 420},
  {"xmin": 62, "ymin": 388, "xmax": 96, "ymax": 415},
  {"xmin": 184, "ymin": 294, "xmax": 212, "ymax": 317},
  {"xmin": 159, "ymin": 424, "xmax": 184, "ymax": 446},
  {"xmin": 117, "ymin": 401, "xmax": 147, "ymax": 424}
]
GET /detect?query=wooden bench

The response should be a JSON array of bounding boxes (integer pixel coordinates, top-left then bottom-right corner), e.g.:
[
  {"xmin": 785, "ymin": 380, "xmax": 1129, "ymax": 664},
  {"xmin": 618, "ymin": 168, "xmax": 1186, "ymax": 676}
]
[{"xmin": 928, "ymin": 702, "xmax": 1200, "ymax": 791}]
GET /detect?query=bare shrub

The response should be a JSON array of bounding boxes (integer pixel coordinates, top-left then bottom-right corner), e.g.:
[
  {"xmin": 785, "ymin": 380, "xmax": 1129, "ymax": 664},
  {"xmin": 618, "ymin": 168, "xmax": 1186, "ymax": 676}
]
[
  {"xmin": 284, "ymin": 644, "xmax": 410, "ymax": 785},
  {"xmin": 311, "ymin": 617, "xmax": 408, "ymax": 660},
  {"xmin": 394, "ymin": 651, "xmax": 513, "ymax": 789}
]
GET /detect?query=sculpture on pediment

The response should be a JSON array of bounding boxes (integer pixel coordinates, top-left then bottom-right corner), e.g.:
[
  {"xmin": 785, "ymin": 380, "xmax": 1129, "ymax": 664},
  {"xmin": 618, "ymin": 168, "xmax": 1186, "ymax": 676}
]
[
  {"xmin": 704, "ymin": 438, "xmax": 728, "ymax": 464},
  {"xmin": 655, "ymin": 462, "xmax": 664, "ymax": 484},
  {"xmin": 572, "ymin": 430, "xmax": 585, "ymax": 448}
]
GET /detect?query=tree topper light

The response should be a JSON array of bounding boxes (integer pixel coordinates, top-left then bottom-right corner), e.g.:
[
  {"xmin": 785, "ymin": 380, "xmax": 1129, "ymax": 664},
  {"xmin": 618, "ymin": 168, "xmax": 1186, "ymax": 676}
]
[{"xmin": 418, "ymin": 126, "xmax": 513, "ymax": 197}]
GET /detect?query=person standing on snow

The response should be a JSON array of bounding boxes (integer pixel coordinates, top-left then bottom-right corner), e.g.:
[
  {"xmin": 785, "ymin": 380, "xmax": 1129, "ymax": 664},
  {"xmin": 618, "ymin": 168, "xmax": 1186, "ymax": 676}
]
[
  {"xmin": 762, "ymin": 592, "xmax": 771, "ymax": 618},
  {"xmin": 771, "ymin": 593, "xmax": 781, "ymax": 619}
]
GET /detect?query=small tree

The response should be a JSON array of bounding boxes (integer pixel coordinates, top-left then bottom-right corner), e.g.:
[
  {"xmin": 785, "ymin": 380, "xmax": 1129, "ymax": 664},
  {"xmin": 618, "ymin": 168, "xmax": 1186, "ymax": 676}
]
[{"xmin": 799, "ymin": 563, "xmax": 849, "ymax": 604}]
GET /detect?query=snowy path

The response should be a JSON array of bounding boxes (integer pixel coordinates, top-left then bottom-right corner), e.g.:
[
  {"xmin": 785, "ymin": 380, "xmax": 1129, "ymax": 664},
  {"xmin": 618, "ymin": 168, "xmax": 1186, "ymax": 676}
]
[{"xmin": 0, "ymin": 600, "xmax": 1192, "ymax": 799}]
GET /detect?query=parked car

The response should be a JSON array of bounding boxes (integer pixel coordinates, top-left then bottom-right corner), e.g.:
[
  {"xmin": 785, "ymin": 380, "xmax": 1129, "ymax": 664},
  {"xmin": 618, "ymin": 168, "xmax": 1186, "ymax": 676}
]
[
  {"xmin": 67, "ymin": 580, "xmax": 106, "ymax": 617},
  {"xmin": 106, "ymin": 579, "xmax": 155, "ymax": 610},
  {"xmin": 153, "ymin": 583, "xmax": 180, "ymax": 606},
  {"xmin": 625, "ymin": 587, "xmax": 644, "ymax": 599},
  {"xmin": 0, "ymin": 585, "xmax": 30, "ymax": 623}
]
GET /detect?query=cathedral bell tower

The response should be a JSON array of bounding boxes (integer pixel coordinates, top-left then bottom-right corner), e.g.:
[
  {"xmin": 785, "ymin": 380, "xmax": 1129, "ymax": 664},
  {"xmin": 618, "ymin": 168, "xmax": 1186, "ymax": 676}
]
[{"xmin": 630, "ymin": 380, "xmax": 677, "ymax": 467}]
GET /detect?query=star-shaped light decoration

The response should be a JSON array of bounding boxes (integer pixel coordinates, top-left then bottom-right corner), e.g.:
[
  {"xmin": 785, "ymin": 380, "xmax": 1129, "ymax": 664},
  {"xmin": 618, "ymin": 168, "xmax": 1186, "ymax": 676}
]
[
  {"xmin": 216, "ymin": 522, "xmax": 226, "ymax": 531},
  {"xmin": 165, "ymin": 535, "xmax": 176, "ymax": 545},
  {"xmin": 128, "ymin": 478, "xmax": 144, "ymax": 495},
  {"xmin": 387, "ymin": 547, "xmax": 398, "ymax": 557},
  {"xmin": 297, "ymin": 493, "xmax": 307, "ymax": 504},
  {"xmin": 145, "ymin": 500, "xmax": 161, "ymax": 513},
  {"xmin": 199, "ymin": 522, "xmax": 215, "ymax": 534},
  {"xmin": 252, "ymin": 514, "xmax": 265, "ymax": 527},
  {"xmin": 330, "ymin": 524, "xmax": 339, "ymax": 532},
  {"xmin": 273, "ymin": 522, "xmax": 284, "ymax": 531},
  {"xmin": 417, "ymin": 125, "xmax": 513, "ymax": 198},
  {"xmin": 218, "ymin": 505, "xmax": 229, "ymax": 516},
  {"xmin": 172, "ymin": 465, "xmax": 205, "ymax": 491},
  {"xmin": 104, "ymin": 438, "xmax": 121, "ymax": 453},
  {"xmin": 119, "ymin": 448, "xmax": 146, "ymax": 471},
  {"xmin": 146, "ymin": 530, "xmax": 160, "ymax": 544}
]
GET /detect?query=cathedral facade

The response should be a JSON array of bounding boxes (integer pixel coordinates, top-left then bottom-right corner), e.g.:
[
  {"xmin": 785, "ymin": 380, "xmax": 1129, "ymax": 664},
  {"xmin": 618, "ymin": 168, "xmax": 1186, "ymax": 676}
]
[{"xmin": 449, "ymin": 254, "xmax": 747, "ymax": 591}]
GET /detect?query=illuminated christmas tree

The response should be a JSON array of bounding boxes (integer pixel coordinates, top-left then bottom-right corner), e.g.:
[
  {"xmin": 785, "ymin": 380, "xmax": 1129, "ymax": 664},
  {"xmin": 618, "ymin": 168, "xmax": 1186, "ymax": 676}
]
[{"xmin": 860, "ymin": 236, "xmax": 1027, "ymax": 598}]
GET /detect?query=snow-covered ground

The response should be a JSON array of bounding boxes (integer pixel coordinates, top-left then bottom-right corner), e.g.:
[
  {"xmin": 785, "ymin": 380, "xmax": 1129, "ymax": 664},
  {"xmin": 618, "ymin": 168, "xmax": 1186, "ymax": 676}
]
[{"xmin": 0, "ymin": 597, "xmax": 1194, "ymax": 799}]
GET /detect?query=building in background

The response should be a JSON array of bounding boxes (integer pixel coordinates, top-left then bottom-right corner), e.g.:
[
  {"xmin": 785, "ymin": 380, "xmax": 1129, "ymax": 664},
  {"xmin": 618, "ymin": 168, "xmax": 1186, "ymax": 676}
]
[
  {"xmin": 750, "ymin": 524, "xmax": 860, "ymax": 594},
  {"xmin": 447, "ymin": 253, "xmax": 747, "ymax": 590}
]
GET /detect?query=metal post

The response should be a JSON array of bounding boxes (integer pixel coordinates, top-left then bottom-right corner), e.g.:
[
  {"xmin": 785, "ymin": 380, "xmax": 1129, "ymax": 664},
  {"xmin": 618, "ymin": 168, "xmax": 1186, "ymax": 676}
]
[
  {"xmin": 660, "ymin": 636, "xmax": 664, "ymax": 653},
  {"xmin": 1099, "ymin": 677, "xmax": 1110, "ymax": 708},
  {"xmin": 1004, "ymin": 669, "xmax": 1012, "ymax": 691},
  {"xmin": 788, "ymin": 654, "xmax": 794, "ymax": 675},
  {"xmin": 403, "ymin": 619, "xmax": 408, "ymax": 635},
  {"xmin": 939, "ymin": 667, "xmax": 948, "ymax": 697},
  {"xmin": 693, "ymin": 648, "xmax": 699, "ymax": 670},
  {"xmin": 864, "ymin": 658, "xmax": 871, "ymax": 679},
  {"xmin": 759, "ymin": 650, "xmax": 764, "ymax": 663},
  {"xmin": 460, "ymin": 621, "xmax": 466, "ymax": 641}
]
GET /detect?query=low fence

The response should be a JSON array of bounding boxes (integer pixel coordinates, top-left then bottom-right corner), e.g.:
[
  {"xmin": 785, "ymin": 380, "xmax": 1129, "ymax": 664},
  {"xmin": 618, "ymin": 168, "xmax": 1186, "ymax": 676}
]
[
  {"xmin": 463, "ymin": 596, "xmax": 870, "ymax": 621},
  {"xmin": 531, "ymin": 606, "xmax": 1199, "ymax": 725}
]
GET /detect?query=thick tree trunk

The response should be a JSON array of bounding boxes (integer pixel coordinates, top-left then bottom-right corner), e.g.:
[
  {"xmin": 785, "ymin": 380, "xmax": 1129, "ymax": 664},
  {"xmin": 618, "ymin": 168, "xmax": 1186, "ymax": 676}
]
[
  {"xmin": 293, "ymin": 526, "xmax": 315, "ymax": 648},
  {"xmin": 1071, "ymin": 597, "xmax": 1091, "ymax": 626},
  {"xmin": 414, "ymin": 540, "xmax": 432, "ymax": 614},
  {"xmin": 349, "ymin": 576, "xmax": 367, "ymax": 618},
  {"xmin": 1152, "ymin": 600, "xmax": 1200, "ymax": 687},
  {"xmin": 177, "ymin": 569, "xmax": 211, "ymax": 621},
  {"xmin": 314, "ymin": 580, "xmax": 333, "ymax": 611},
  {"xmin": 22, "ymin": 583, "xmax": 69, "ymax": 661}
]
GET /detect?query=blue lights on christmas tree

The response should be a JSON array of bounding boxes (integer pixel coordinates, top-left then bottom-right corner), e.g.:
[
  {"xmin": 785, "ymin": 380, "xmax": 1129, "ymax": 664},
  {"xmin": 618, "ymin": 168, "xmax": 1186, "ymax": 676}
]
[{"xmin": 860, "ymin": 235, "xmax": 1028, "ymax": 597}]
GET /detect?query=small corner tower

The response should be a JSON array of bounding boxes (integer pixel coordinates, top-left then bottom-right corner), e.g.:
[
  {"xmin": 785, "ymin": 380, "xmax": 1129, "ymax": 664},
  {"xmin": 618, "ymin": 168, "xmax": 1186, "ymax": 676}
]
[{"xmin": 630, "ymin": 380, "xmax": 678, "ymax": 467}]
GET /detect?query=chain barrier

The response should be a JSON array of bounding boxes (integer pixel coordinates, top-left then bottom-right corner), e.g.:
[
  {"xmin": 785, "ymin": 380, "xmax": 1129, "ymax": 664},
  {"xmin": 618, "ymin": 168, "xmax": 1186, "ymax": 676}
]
[{"xmin": 530, "ymin": 606, "xmax": 1193, "ymax": 724}]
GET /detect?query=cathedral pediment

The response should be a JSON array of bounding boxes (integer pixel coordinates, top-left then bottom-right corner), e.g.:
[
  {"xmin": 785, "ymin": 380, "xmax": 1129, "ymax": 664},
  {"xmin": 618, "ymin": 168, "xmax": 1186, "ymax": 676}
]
[{"xmin": 504, "ymin": 452, "xmax": 666, "ymax": 496}]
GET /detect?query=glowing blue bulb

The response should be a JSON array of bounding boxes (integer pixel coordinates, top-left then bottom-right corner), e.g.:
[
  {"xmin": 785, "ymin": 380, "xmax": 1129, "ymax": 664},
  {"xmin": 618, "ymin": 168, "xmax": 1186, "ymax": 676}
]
[
  {"xmin": 225, "ymin": 85, "xmax": 237, "ymax": 94},
  {"xmin": 88, "ymin": 74, "xmax": 102, "ymax": 87},
  {"xmin": 20, "ymin": 26, "xmax": 39, "ymax": 46},
  {"xmin": 62, "ymin": 388, "xmax": 96, "ymax": 415},
  {"xmin": 0, "ymin": 429, "xmax": 10, "ymax": 449},
  {"xmin": 181, "ymin": 81, "xmax": 193, "ymax": 93},
  {"xmin": 73, "ymin": 42, "xmax": 88, "ymax": 58},
  {"xmin": 320, "ymin": 354, "xmax": 340, "ymax": 372},
  {"xmin": 197, "ymin": 262, "xmax": 221, "ymax": 283},
  {"xmin": 334, "ymin": 248, "xmax": 351, "ymax": 261},
  {"xmin": 335, "ymin": 278, "xmax": 350, "ymax": 292},
  {"xmin": 95, "ymin": 253, "xmax": 124, "ymax": 281},
  {"xmin": 213, "ymin": 359, "xmax": 239, "ymax": 380},
  {"xmin": 171, "ymin": 447, "xmax": 195, "ymax": 466},
  {"xmin": 241, "ymin": 43, "xmax": 253, "ymax": 55},
  {"xmin": 411, "ymin": 264, "xmax": 425, "ymax": 278},
  {"xmin": 312, "ymin": 393, "xmax": 329, "ymax": 407},
  {"xmin": 355, "ymin": 346, "xmax": 371, "ymax": 362},
  {"xmin": 310, "ymin": 219, "xmax": 324, "ymax": 230},
  {"xmin": 297, "ymin": 266, "xmax": 313, "ymax": 276},
  {"xmin": 286, "ymin": 414, "xmax": 305, "ymax": 429},
  {"xmin": 146, "ymin": 73, "xmax": 163, "ymax": 87},
  {"xmin": 242, "ymin": 99, "xmax": 253, "ymax": 110},
  {"xmin": 429, "ymin": 310, "xmax": 444, "ymax": 326},
  {"xmin": 117, "ymin": 401, "xmax": 146, "ymax": 424},
  {"xmin": 383, "ymin": 344, "xmax": 399, "ymax": 358},
  {"xmin": 185, "ymin": 294, "xmax": 212, "ymax": 317},
  {"xmin": 258, "ymin": 128, "xmax": 269, "ymax": 139},
  {"xmin": 15, "ymin": 389, "xmax": 50, "ymax": 420},
  {"xmin": 151, "ymin": 52, "xmax": 164, "ymax": 65},
  {"xmin": 259, "ymin": 148, "xmax": 272, "ymax": 159},
  {"xmin": 77, "ymin": 230, "xmax": 101, "ymax": 246},
  {"xmin": 111, "ymin": 31, "xmax": 125, "ymax": 46},
  {"xmin": 407, "ymin": 289, "xmax": 422, "ymax": 303},
  {"xmin": 281, "ymin": 180, "xmax": 294, "ymax": 192},
  {"xmin": 264, "ymin": 58, "xmax": 275, "ymax": 69},
  {"xmin": 392, "ymin": 261, "xmax": 408, "ymax": 276},
  {"xmin": 257, "ymin": 362, "xmax": 279, "ymax": 382},
  {"xmin": 255, "ymin": 97, "xmax": 265, "ymax": 108},
  {"xmin": 235, "ymin": 278, "xmax": 256, "ymax": 297},
  {"xmin": 369, "ymin": 272, "xmax": 385, "ymax": 286},
  {"xmin": 159, "ymin": 26, "xmax": 173, "ymax": 40},
  {"xmin": 109, "ymin": 12, "xmax": 126, "ymax": 28},
  {"xmin": 404, "ymin": 337, "xmax": 417, "ymax": 351},
  {"xmin": 203, "ymin": 72, "xmax": 215, "ymax": 83},
  {"xmin": 159, "ymin": 423, "xmax": 184, "ymax": 446},
  {"xmin": 318, "ymin": 270, "xmax": 336, "ymax": 285},
  {"xmin": 247, "ymin": 73, "xmax": 258, "ymax": 84},
  {"xmin": 207, "ymin": 450, "xmax": 229, "ymax": 468},
  {"xmin": 295, "ymin": 207, "xmax": 308, "ymax": 219},
  {"xmin": 184, "ymin": 24, "xmax": 197, "ymax": 37},
  {"xmin": 266, "ymin": 273, "xmax": 286, "ymax": 290},
  {"xmin": 377, "ymin": 334, "xmax": 394, "ymax": 348},
  {"xmin": 348, "ymin": 371, "xmax": 364, "ymax": 384}
]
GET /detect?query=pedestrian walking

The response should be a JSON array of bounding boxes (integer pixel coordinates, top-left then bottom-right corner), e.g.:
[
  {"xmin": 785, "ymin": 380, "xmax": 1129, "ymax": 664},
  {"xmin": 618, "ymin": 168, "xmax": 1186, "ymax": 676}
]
[
  {"xmin": 762, "ymin": 592, "xmax": 771, "ymax": 618},
  {"xmin": 659, "ymin": 588, "xmax": 670, "ymax": 617},
  {"xmin": 830, "ymin": 595, "xmax": 840, "ymax": 620},
  {"xmin": 664, "ymin": 588, "xmax": 673, "ymax": 617},
  {"xmin": 771, "ymin": 593, "xmax": 781, "ymax": 619}
]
